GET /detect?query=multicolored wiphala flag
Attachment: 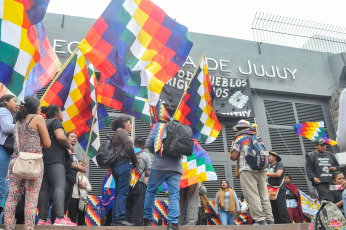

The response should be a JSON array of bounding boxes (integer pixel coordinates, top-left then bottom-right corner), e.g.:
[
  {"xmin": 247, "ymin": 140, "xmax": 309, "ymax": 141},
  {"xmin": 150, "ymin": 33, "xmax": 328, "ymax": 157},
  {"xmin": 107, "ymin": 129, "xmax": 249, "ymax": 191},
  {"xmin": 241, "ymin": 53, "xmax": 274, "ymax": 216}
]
[
  {"xmin": 180, "ymin": 140, "xmax": 217, "ymax": 188},
  {"xmin": 61, "ymin": 51, "xmax": 94, "ymax": 137},
  {"xmin": 78, "ymin": 0, "xmax": 193, "ymax": 106},
  {"xmin": 78, "ymin": 65, "xmax": 111, "ymax": 161},
  {"xmin": 41, "ymin": 53, "xmax": 77, "ymax": 107},
  {"xmin": 41, "ymin": 51, "xmax": 110, "ymax": 160},
  {"xmin": 20, "ymin": 21, "xmax": 61, "ymax": 99},
  {"xmin": 150, "ymin": 100, "xmax": 171, "ymax": 125},
  {"xmin": 174, "ymin": 56, "xmax": 221, "ymax": 144},
  {"xmin": 293, "ymin": 121, "xmax": 337, "ymax": 145},
  {"xmin": 0, "ymin": 0, "xmax": 60, "ymax": 100}
]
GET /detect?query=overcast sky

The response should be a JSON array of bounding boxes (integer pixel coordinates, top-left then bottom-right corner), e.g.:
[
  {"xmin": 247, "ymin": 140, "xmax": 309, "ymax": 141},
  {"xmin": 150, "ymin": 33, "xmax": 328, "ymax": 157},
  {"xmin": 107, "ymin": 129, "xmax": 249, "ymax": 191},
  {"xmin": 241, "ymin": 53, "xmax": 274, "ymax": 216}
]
[{"xmin": 47, "ymin": 0, "xmax": 345, "ymax": 41}]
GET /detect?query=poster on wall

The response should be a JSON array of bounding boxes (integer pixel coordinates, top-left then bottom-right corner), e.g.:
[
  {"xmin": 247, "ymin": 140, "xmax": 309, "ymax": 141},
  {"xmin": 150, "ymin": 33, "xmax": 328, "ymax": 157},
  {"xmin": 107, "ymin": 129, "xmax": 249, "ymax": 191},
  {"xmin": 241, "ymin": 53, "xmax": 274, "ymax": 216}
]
[{"xmin": 161, "ymin": 72, "xmax": 254, "ymax": 118}]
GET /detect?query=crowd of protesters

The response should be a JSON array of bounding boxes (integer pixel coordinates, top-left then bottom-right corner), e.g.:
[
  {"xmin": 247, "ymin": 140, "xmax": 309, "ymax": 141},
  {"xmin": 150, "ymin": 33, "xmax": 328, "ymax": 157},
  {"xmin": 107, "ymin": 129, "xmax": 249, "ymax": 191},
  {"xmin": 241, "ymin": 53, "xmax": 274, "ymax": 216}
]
[{"xmin": 0, "ymin": 90, "xmax": 346, "ymax": 229}]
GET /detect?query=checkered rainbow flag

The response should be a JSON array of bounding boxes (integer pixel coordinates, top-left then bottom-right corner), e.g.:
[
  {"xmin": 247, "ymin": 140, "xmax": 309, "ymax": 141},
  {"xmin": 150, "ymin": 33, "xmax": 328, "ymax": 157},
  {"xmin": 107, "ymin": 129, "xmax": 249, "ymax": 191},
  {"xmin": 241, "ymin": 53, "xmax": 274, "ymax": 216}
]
[
  {"xmin": 0, "ymin": 0, "xmax": 60, "ymax": 100},
  {"xmin": 293, "ymin": 121, "xmax": 337, "ymax": 146},
  {"xmin": 61, "ymin": 51, "xmax": 94, "ymax": 137},
  {"xmin": 77, "ymin": 65, "xmax": 111, "ymax": 161},
  {"xmin": 41, "ymin": 51, "xmax": 111, "ymax": 161},
  {"xmin": 78, "ymin": 0, "xmax": 193, "ymax": 107},
  {"xmin": 174, "ymin": 55, "xmax": 221, "ymax": 144},
  {"xmin": 180, "ymin": 140, "xmax": 217, "ymax": 188}
]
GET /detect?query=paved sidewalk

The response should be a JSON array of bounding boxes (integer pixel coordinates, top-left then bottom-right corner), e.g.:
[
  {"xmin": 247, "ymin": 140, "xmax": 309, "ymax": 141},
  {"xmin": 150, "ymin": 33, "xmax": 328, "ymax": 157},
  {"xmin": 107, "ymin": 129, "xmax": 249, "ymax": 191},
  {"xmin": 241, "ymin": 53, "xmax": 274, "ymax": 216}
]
[{"xmin": 0, "ymin": 223, "xmax": 310, "ymax": 229}]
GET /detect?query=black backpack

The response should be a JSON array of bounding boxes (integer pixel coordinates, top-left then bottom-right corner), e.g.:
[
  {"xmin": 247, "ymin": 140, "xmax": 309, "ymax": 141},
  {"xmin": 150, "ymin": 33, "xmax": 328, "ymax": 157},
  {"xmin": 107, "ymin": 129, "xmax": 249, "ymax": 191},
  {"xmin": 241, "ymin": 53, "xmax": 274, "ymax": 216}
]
[
  {"xmin": 96, "ymin": 135, "xmax": 123, "ymax": 169},
  {"xmin": 162, "ymin": 120, "xmax": 194, "ymax": 158}
]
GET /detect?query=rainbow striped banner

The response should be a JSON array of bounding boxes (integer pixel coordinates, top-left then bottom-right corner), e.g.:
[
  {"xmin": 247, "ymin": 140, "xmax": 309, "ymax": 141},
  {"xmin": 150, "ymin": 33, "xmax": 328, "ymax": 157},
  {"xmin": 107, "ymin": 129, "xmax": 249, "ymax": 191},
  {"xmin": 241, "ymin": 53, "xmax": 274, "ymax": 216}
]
[
  {"xmin": 86, "ymin": 195, "xmax": 101, "ymax": 226},
  {"xmin": 153, "ymin": 200, "xmax": 168, "ymax": 226},
  {"xmin": 84, "ymin": 196, "xmax": 248, "ymax": 226}
]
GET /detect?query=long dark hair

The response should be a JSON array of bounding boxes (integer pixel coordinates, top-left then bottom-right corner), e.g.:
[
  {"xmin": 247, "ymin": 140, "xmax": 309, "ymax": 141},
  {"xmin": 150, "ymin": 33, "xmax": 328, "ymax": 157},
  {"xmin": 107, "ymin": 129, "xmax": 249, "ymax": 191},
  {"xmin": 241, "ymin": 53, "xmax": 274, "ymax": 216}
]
[
  {"xmin": 111, "ymin": 116, "xmax": 131, "ymax": 131},
  {"xmin": 332, "ymin": 171, "xmax": 344, "ymax": 183},
  {"xmin": 41, "ymin": 105, "xmax": 61, "ymax": 119},
  {"xmin": 16, "ymin": 96, "xmax": 40, "ymax": 122},
  {"xmin": 0, "ymin": 94, "xmax": 16, "ymax": 108},
  {"xmin": 221, "ymin": 179, "xmax": 230, "ymax": 188}
]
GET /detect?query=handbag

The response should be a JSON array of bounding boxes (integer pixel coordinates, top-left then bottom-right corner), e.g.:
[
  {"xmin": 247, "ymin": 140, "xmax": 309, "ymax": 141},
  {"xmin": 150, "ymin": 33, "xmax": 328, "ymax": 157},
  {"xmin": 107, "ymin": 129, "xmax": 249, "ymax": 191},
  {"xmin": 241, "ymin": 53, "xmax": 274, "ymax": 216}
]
[
  {"xmin": 267, "ymin": 178, "xmax": 285, "ymax": 200},
  {"xmin": 77, "ymin": 177, "xmax": 88, "ymax": 212},
  {"xmin": 12, "ymin": 119, "xmax": 43, "ymax": 180},
  {"xmin": 3, "ymin": 134, "xmax": 14, "ymax": 155}
]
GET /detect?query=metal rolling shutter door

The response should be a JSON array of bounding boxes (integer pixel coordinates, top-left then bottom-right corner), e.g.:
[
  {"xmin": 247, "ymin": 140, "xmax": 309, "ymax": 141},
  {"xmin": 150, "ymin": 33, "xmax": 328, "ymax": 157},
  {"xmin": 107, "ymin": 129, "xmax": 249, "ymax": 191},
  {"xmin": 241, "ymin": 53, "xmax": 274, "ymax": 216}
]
[{"xmin": 264, "ymin": 99, "xmax": 333, "ymax": 195}]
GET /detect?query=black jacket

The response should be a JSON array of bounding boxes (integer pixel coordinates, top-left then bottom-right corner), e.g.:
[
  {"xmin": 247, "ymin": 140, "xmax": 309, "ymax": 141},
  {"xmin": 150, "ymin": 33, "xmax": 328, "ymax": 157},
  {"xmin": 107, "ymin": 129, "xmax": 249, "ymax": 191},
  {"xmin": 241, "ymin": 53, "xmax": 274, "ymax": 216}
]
[{"xmin": 305, "ymin": 150, "xmax": 339, "ymax": 185}]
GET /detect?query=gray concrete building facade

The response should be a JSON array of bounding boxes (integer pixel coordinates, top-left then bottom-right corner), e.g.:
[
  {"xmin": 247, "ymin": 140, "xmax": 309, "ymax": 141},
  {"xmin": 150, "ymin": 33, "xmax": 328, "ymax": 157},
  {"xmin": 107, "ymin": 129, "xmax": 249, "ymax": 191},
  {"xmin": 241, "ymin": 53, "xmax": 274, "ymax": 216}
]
[{"xmin": 41, "ymin": 13, "xmax": 345, "ymax": 199}]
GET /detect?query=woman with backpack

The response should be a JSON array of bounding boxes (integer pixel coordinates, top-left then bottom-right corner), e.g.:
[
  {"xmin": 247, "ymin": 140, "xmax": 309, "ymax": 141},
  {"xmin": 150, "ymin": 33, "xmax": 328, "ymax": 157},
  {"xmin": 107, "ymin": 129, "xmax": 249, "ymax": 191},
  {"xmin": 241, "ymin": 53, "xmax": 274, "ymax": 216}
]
[
  {"xmin": 0, "ymin": 94, "xmax": 18, "ymax": 216},
  {"xmin": 110, "ymin": 116, "xmax": 138, "ymax": 226},
  {"xmin": 37, "ymin": 105, "xmax": 75, "ymax": 226},
  {"xmin": 215, "ymin": 180, "xmax": 240, "ymax": 225},
  {"xmin": 4, "ymin": 96, "xmax": 51, "ymax": 230}
]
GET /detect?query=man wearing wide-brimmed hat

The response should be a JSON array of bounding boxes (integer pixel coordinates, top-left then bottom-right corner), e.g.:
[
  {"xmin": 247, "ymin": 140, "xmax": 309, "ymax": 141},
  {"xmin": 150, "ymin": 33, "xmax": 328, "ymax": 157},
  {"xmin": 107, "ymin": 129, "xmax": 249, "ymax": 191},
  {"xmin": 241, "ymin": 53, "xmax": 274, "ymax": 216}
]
[
  {"xmin": 306, "ymin": 138, "xmax": 339, "ymax": 201},
  {"xmin": 267, "ymin": 151, "xmax": 292, "ymax": 224},
  {"xmin": 230, "ymin": 120, "xmax": 274, "ymax": 225}
]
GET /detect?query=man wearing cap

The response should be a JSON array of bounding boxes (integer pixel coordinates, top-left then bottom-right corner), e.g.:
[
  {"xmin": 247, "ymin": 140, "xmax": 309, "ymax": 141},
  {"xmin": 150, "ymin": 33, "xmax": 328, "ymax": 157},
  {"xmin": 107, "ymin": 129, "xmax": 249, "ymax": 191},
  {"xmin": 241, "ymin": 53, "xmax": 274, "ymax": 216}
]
[
  {"xmin": 306, "ymin": 139, "xmax": 339, "ymax": 201},
  {"xmin": 268, "ymin": 151, "xmax": 292, "ymax": 224},
  {"xmin": 230, "ymin": 120, "xmax": 274, "ymax": 225}
]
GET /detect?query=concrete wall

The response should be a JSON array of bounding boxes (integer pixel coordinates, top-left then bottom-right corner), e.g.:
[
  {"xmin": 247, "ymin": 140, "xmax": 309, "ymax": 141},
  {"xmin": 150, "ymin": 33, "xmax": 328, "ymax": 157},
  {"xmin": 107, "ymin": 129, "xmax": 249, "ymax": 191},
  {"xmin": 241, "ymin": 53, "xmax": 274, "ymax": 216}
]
[{"xmin": 42, "ymin": 13, "xmax": 342, "ymax": 98}]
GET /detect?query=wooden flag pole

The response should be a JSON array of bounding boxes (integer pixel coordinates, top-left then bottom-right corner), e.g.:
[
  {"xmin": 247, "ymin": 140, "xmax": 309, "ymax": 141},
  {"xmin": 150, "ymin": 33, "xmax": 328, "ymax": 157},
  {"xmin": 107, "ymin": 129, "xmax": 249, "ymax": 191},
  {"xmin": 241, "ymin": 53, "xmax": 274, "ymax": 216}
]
[
  {"xmin": 254, "ymin": 117, "xmax": 258, "ymax": 135},
  {"xmin": 131, "ymin": 116, "xmax": 135, "ymax": 140},
  {"xmin": 40, "ymin": 48, "xmax": 78, "ymax": 103},
  {"xmin": 80, "ymin": 102, "xmax": 98, "ymax": 182},
  {"xmin": 172, "ymin": 54, "xmax": 206, "ymax": 119},
  {"xmin": 83, "ymin": 102, "xmax": 99, "ymax": 163}
]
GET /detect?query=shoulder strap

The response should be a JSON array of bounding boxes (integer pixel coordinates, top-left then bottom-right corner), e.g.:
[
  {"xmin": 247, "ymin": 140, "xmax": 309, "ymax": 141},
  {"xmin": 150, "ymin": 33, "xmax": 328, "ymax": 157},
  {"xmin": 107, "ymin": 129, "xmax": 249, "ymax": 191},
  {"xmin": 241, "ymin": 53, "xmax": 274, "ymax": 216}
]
[
  {"xmin": 77, "ymin": 176, "xmax": 81, "ymax": 196},
  {"xmin": 15, "ymin": 122, "xmax": 20, "ymax": 152},
  {"xmin": 27, "ymin": 114, "xmax": 37, "ymax": 125}
]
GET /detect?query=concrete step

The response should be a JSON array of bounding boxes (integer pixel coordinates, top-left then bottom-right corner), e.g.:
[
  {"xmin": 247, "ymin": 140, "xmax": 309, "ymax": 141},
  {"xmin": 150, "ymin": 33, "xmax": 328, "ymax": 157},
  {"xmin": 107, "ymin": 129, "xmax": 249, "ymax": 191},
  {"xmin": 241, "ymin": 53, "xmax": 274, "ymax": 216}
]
[{"xmin": 0, "ymin": 223, "xmax": 310, "ymax": 229}]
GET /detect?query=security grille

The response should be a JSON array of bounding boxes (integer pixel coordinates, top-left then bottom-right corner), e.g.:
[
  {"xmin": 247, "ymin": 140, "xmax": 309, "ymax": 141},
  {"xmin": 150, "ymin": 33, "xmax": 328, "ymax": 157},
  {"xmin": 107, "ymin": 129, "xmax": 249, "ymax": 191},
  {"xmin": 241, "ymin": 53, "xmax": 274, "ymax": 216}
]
[
  {"xmin": 296, "ymin": 103, "xmax": 333, "ymax": 153},
  {"xmin": 264, "ymin": 99, "xmax": 333, "ymax": 155},
  {"xmin": 204, "ymin": 164, "xmax": 227, "ymax": 199},
  {"xmin": 269, "ymin": 128, "xmax": 302, "ymax": 155},
  {"xmin": 200, "ymin": 126, "xmax": 225, "ymax": 152},
  {"xmin": 88, "ymin": 160, "xmax": 109, "ymax": 196},
  {"xmin": 264, "ymin": 100, "xmax": 296, "ymax": 126},
  {"xmin": 285, "ymin": 167, "xmax": 309, "ymax": 194},
  {"xmin": 231, "ymin": 166, "xmax": 242, "ymax": 198},
  {"xmin": 134, "ymin": 119, "xmax": 150, "ymax": 140}
]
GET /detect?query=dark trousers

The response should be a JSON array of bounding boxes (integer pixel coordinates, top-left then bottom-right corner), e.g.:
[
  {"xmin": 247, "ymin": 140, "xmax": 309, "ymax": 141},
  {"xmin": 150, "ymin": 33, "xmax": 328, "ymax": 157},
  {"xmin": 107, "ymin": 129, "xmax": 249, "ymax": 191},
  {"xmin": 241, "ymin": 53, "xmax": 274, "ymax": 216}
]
[
  {"xmin": 69, "ymin": 198, "xmax": 86, "ymax": 225},
  {"xmin": 270, "ymin": 189, "xmax": 292, "ymax": 224},
  {"xmin": 316, "ymin": 183, "xmax": 330, "ymax": 201},
  {"xmin": 38, "ymin": 163, "xmax": 66, "ymax": 220},
  {"xmin": 125, "ymin": 181, "xmax": 146, "ymax": 226},
  {"xmin": 65, "ymin": 180, "xmax": 74, "ymax": 214}
]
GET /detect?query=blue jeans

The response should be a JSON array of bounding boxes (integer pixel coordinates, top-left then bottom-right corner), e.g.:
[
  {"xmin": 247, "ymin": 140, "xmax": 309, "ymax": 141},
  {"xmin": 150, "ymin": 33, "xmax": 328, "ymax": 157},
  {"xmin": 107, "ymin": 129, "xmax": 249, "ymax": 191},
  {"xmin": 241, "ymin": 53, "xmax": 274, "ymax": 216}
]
[
  {"xmin": 0, "ymin": 145, "xmax": 11, "ymax": 208},
  {"xmin": 343, "ymin": 190, "xmax": 346, "ymax": 217},
  {"xmin": 111, "ymin": 160, "xmax": 132, "ymax": 223},
  {"xmin": 144, "ymin": 169, "xmax": 181, "ymax": 224},
  {"xmin": 219, "ymin": 210, "xmax": 236, "ymax": 225}
]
